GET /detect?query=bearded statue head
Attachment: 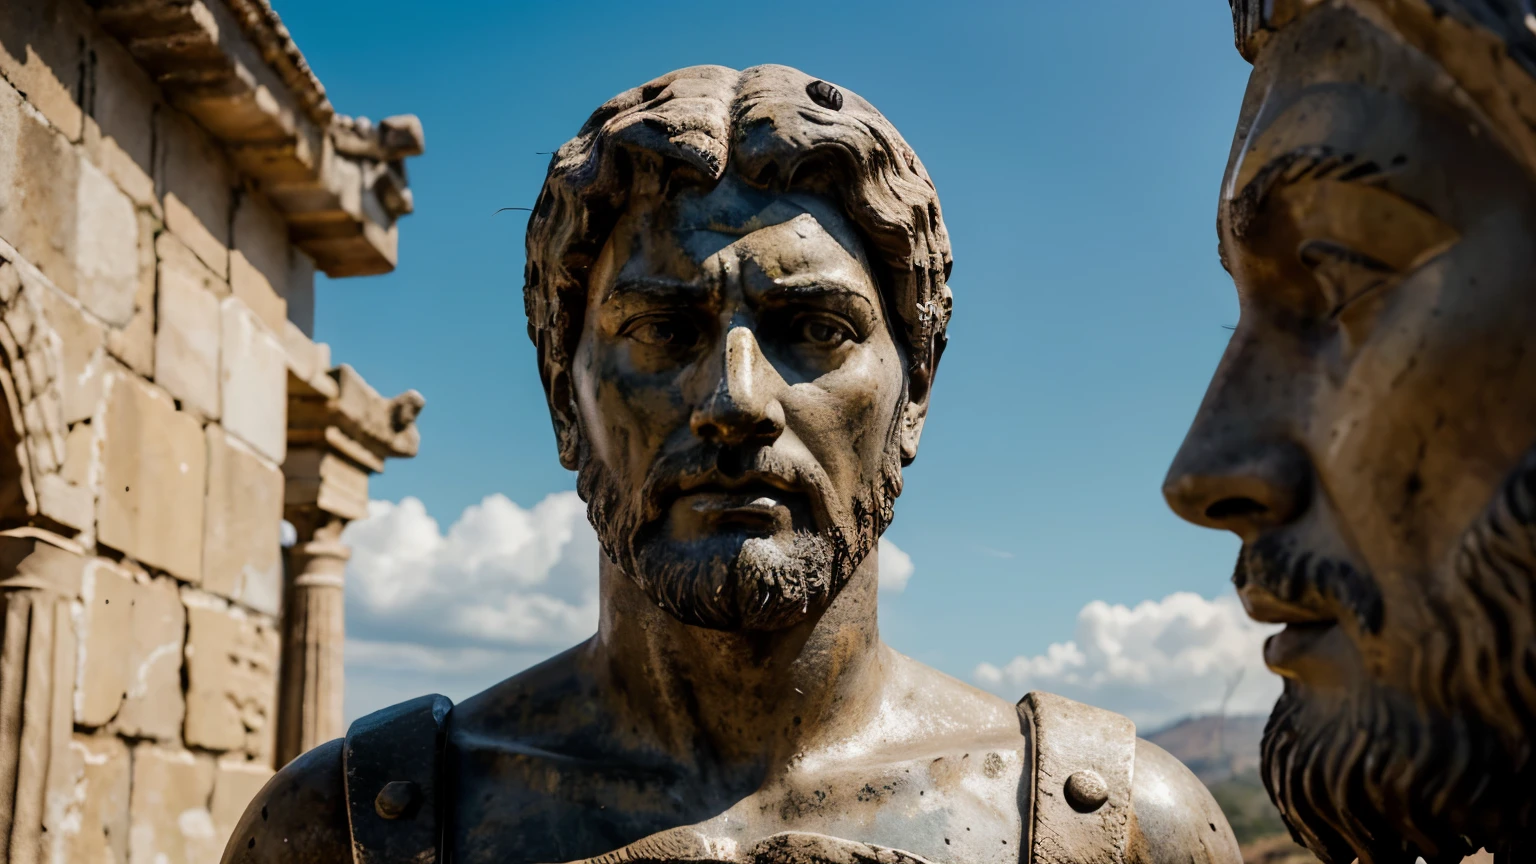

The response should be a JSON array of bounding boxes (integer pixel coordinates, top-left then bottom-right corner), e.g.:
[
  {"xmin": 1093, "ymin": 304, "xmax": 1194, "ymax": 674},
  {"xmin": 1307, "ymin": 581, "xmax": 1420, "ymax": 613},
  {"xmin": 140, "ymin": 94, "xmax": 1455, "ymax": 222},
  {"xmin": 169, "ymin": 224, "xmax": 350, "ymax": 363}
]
[
  {"xmin": 523, "ymin": 65, "xmax": 951, "ymax": 632},
  {"xmin": 1163, "ymin": 3, "xmax": 1536, "ymax": 861}
]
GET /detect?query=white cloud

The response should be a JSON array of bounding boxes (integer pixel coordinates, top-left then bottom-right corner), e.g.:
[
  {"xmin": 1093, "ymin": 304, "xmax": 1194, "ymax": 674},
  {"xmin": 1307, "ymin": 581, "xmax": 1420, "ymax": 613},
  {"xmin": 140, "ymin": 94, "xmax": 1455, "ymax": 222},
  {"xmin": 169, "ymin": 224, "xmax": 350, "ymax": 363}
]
[
  {"xmin": 342, "ymin": 492, "xmax": 917, "ymax": 720},
  {"xmin": 878, "ymin": 538, "xmax": 913, "ymax": 593},
  {"xmin": 974, "ymin": 592, "xmax": 1282, "ymax": 729},
  {"xmin": 343, "ymin": 492, "xmax": 600, "ymax": 652}
]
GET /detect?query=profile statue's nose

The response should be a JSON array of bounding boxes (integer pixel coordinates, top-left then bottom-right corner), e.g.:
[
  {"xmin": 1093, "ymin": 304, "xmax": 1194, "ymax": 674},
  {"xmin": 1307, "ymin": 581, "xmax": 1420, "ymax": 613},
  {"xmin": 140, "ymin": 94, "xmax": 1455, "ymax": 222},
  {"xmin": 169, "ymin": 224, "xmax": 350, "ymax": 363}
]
[
  {"xmin": 1162, "ymin": 439, "xmax": 1311, "ymax": 539},
  {"xmin": 690, "ymin": 327, "xmax": 786, "ymax": 447}
]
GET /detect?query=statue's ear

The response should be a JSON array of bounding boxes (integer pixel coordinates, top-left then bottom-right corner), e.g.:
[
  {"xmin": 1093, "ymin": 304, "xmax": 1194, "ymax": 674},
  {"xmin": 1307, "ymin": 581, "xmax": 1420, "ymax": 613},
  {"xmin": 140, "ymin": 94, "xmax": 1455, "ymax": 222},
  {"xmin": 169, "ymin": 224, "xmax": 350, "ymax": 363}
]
[
  {"xmin": 533, "ymin": 324, "xmax": 583, "ymax": 470},
  {"xmin": 548, "ymin": 365, "xmax": 582, "ymax": 470},
  {"xmin": 900, "ymin": 336, "xmax": 945, "ymax": 466},
  {"xmin": 899, "ymin": 396, "xmax": 928, "ymax": 466},
  {"xmin": 901, "ymin": 287, "xmax": 949, "ymax": 466}
]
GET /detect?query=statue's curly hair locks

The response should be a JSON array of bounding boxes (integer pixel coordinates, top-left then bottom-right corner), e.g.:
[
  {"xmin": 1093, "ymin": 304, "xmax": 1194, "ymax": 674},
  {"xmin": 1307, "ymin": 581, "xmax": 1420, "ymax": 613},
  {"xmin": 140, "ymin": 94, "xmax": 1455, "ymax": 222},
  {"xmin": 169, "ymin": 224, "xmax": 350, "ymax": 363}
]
[{"xmin": 523, "ymin": 65, "xmax": 953, "ymax": 466}]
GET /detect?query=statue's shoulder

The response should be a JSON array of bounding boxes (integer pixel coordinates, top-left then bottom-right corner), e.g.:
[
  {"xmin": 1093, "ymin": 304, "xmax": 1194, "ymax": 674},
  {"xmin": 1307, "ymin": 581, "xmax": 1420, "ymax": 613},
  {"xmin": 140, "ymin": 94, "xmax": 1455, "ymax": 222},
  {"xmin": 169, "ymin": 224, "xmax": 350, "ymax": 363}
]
[
  {"xmin": 220, "ymin": 693, "xmax": 454, "ymax": 864},
  {"xmin": 1126, "ymin": 736, "xmax": 1242, "ymax": 864},
  {"xmin": 219, "ymin": 737, "xmax": 351, "ymax": 863},
  {"xmin": 1019, "ymin": 691, "xmax": 1241, "ymax": 864}
]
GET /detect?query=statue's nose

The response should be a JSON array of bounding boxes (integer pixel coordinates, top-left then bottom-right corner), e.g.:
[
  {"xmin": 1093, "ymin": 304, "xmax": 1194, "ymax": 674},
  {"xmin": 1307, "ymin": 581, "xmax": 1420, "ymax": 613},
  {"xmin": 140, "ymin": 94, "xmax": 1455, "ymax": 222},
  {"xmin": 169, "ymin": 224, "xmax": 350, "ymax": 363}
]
[
  {"xmin": 690, "ymin": 326, "xmax": 786, "ymax": 447},
  {"xmin": 1163, "ymin": 435, "xmax": 1311, "ymax": 541}
]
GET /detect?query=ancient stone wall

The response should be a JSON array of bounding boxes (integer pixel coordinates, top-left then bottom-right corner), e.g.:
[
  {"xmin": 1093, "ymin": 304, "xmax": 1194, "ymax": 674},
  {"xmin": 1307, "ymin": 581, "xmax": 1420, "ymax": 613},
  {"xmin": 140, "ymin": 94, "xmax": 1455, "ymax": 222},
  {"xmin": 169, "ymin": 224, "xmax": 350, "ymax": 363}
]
[{"xmin": 0, "ymin": 2, "xmax": 422, "ymax": 861}]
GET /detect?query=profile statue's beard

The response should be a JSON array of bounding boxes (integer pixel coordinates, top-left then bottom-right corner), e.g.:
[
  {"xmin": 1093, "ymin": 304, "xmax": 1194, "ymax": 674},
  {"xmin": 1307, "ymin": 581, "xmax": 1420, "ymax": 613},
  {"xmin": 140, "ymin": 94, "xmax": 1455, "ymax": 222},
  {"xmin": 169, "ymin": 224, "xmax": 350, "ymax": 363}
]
[
  {"xmin": 1252, "ymin": 449, "xmax": 1536, "ymax": 864},
  {"xmin": 575, "ymin": 420, "xmax": 905, "ymax": 632}
]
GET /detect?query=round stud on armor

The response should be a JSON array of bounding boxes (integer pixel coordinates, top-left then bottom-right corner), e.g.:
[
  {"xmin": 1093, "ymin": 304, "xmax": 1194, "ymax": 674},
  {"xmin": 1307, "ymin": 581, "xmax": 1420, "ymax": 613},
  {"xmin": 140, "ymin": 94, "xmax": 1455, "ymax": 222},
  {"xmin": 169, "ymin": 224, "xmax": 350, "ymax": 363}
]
[
  {"xmin": 375, "ymin": 780, "xmax": 420, "ymax": 820},
  {"xmin": 1064, "ymin": 770, "xmax": 1109, "ymax": 813}
]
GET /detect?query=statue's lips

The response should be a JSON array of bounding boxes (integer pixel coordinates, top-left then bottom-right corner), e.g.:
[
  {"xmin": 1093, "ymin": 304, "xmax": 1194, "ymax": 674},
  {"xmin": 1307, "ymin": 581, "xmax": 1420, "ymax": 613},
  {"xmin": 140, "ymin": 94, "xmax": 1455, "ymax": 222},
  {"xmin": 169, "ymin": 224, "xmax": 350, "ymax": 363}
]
[
  {"xmin": 1237, "ymin": 549, "xmax": 1343, "ymax": 676},
  {"xmin": 1264, "ymin": 621, "xmax": 1339, "ymax": 674},
  {"xmin": 675, "ymin": 480, "xmax": 804, "ymax": 522}
]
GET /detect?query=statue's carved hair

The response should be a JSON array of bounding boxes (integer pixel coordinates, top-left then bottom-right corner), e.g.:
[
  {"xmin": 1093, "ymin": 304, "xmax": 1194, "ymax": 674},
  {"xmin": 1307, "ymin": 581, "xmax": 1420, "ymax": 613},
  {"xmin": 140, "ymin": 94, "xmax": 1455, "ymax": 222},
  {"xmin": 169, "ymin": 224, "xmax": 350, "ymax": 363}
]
[
  {"xmin": 1229, "ymin": 0, "xmax": 1536, "ymax": 70},
  {"xmin": 523, "ymin": 64, "xmax": 953, "ymax": 458},
  {"xmin": 1226, "ymin": 0, "xmax": 1536, "ymax": 176}
]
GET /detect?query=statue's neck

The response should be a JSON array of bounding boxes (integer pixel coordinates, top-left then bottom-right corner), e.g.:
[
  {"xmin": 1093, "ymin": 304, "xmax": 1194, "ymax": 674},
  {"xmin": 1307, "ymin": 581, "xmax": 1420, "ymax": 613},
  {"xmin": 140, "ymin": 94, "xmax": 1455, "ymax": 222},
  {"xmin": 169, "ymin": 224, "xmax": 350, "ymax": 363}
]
[{"xmin": 587, "ymin": 552, "xmax": 888, "ymax": 777}]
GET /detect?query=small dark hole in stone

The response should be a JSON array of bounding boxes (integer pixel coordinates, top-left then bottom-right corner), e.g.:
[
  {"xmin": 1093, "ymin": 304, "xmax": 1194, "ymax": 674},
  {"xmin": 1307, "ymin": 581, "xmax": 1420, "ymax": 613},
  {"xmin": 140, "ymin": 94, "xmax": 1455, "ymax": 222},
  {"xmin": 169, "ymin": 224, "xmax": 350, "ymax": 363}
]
[
  {"xmin": 262, "ymin": 806, "xmax": 268, "ymax": 822},
  {"xmin": 248, "ymin": 838, "xmax": 256, "ymax": 849}
]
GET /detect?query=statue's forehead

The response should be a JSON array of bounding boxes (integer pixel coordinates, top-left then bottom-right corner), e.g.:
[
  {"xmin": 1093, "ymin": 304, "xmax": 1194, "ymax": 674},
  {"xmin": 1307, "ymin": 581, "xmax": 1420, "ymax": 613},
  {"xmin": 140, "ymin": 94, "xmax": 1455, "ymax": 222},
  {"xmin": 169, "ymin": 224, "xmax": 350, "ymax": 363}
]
[{"xmin": 611, "ymin": 183, "xmax": 872, "ymax": 282}]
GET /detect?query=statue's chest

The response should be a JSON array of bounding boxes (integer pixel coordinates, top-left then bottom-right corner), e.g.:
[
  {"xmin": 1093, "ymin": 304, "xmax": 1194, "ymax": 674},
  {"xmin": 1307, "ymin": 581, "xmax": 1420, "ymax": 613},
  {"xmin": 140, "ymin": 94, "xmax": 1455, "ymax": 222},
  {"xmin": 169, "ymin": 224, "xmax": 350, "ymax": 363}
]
[{"xmin": 447, "ymin": 746, "xmax": 1027, "ymax": 864}]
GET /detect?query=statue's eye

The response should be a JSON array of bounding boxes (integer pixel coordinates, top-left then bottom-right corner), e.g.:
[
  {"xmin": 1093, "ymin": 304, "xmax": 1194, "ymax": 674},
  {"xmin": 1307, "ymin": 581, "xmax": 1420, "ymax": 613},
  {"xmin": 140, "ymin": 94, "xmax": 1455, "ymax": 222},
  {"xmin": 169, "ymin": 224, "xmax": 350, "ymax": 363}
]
[
  {"xmin": 623, "ymin": 315, "xmax": 700, "ymax": 348},
  {"xmin": 1298, "ymin": 240, "xmax": 1396, "ymax": 318},
  {"xmin": 794, "ymin": 314, "xmax": 854, "ymax": 348},
  {"xmin": 1298, "ymin": 239, "xmax": 1402, "ymax": 354}
]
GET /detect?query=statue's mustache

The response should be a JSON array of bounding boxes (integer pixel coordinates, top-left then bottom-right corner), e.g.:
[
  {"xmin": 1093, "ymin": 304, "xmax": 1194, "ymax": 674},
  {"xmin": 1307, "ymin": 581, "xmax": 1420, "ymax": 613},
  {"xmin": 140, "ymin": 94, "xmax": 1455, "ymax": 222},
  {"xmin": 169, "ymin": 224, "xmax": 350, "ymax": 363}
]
[
  {"xmin": 638, "ymin": 444, "xmax": 835, "ymax": 529},
  {"xmin": 1235, "ymin": 535, "xmax": 1385, "ymax": 635}
]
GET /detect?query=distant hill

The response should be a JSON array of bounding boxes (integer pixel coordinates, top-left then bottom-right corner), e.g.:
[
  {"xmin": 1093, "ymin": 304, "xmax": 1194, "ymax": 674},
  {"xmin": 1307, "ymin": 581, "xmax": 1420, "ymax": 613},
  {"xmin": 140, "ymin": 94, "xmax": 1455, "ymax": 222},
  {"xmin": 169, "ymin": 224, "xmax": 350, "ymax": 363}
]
[
  {"xmin": 1145, "ymin": 713, "xmax": 1266, "ymax": 784},
  {"xmin": 1146, "ymin": 713, "xmax": 1317, "ymax": 862}
]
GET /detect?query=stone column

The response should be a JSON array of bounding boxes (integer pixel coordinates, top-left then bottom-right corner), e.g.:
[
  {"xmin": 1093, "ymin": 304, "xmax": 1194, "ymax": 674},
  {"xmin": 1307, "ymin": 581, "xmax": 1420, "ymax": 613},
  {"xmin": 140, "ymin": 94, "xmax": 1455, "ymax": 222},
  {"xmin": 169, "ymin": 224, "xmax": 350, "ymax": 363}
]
[
  {"xmin": 276, "ymin": 515, "xmax": 351, "ymax": 764},
  {"xmin": 275, "ymin": 365, "xmax": 421, "ymax": 767},
  {"xmin": 0, "ymin": 532, "xmax": 85, "ymax": 863}
]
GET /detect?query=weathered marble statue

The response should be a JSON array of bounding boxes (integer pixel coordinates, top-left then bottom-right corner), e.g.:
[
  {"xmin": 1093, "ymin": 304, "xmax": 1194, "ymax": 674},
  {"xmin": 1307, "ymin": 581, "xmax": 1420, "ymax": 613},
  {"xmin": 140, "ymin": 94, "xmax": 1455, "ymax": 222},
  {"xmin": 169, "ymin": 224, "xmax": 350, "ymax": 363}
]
[
  {"xmin": 226, "ymin": 65, "xmax": 1237, "ymax": 864},
  {"xmin": 1163, "ymin": 3, "xmax": 1536, "ymax": 863}
]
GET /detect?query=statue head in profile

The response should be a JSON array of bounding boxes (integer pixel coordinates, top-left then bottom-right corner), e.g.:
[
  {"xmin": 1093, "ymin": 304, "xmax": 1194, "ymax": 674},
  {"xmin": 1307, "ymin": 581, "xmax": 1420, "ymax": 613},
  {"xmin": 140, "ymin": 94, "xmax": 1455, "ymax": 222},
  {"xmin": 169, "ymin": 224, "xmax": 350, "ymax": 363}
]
[
  {"xmin": 1165, "ymin": 2, "xmax": 1536, "ymax": 862},
  {"xmin": 524, "ymin": 65, "xmax": 952, "ymax": 631}
]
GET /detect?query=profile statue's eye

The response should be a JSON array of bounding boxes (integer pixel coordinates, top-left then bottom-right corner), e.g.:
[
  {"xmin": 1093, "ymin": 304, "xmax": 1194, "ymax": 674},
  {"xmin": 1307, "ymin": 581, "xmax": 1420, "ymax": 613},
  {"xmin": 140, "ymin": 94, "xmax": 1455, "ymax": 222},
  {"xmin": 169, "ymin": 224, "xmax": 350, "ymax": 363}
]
[
  {"xmin": 1298, "ymin": 240, "xmax": 1396, "ymax": 318},
  {"xmin": 795, "ymin": 315, "xmax": 854, "ymax": 348},
  {"xmin": 624, "ymin": 315, "xmax": 699, "ymax": 348}
]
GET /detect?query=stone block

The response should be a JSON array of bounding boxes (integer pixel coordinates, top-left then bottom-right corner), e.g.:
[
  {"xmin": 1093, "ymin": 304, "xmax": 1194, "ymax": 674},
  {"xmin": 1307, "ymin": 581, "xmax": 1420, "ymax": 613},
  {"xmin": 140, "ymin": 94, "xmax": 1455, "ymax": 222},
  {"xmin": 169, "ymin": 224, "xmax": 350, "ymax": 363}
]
[
  {"xmin": 96, "ymin": 374, "xmax": 206, "ymax": 582},
  {"xmin": 0, "ymin": 0, "xmax": 89, "ymax": 140},
  {"xmin": 75, "ymin": 564, "xmax": 184, "ymax": 738},
  {"xmin": 210, "ymin": 759, "xmax": 275, "ymax": 848},
  {"xmin": 161, "ymin": 110, "xmax": 233, "ymax": 278},
  {"xmin": 33, "ymin": 281, "xmax": 106, "ymax": 425},
  {"xmin": 284, "ymin": 448, "xmax": 370, "ymax": 522},
  {"xmin": 154, "ymin": 234, "xmax": 223, "ymax": 419},
  {"xmin": 73, "ymin": 157, "xmax": 140, "ymax": 327},
  {"xmin": 113, "ymin": 575, "xmax": 186, "ymax": 741},
  {"xmin": 44, "ymin": 734, "xmax": 130, "ymax": 864},
  {"xmin": 184, "ymin": 599, "xmax": 278, "ymax": 758},
  {"xmin": 74, "ymin": 559, "xmax": 135, "ymax": 728},
  {"xmin": 230, "ymin": 193, "xmax": 289, "ymax": 334},
  {"xmin": 279, "ymin": 319, "xmax": 331, "ymax": 385},
  {"xmin": 128, "ymin": 745, "xmax": 219, "ymax": 864},
  {"xmin": 82, "ymin": 34, "xmax": 159, "ymax": 211},
  {"xmin": 203, "ymin": 425, "xmax": 283, "ymax": 615},
  {"xmin": 0, "ymin": 75, "xmax": 81, "ymax": 296},
  {"xmin": 287, "ymin": 250, "xmax": 316, "ymax": 336},
  {"xmin": 220, "ymin": 298, "xmax": 287, "ymax": 464},
  {"xmin": 106, "ymin": 210, "xmax": 160, "ymax": 378}
]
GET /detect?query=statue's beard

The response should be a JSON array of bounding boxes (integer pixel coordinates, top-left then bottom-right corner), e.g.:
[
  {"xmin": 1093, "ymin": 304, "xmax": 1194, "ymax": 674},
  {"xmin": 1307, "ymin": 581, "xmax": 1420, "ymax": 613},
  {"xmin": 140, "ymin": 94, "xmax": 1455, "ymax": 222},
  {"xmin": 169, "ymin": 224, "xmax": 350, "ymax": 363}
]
[
  {"xmin": 1255, "ymin": 449, "xmax": 1536, "ymax": 864},
  {"xmin": 576, "ymin": 418, "xmax": 904, "ymax": 632}
]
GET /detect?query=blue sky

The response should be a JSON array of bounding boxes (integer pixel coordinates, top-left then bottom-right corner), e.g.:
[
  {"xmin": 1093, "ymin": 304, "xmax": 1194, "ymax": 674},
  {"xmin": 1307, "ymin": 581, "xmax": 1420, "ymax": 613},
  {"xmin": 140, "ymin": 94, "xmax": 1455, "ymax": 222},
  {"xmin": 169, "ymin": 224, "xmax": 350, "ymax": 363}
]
[{"xmin": 271, "ymin": 0, "xmax": 1275, "ymax": 725}]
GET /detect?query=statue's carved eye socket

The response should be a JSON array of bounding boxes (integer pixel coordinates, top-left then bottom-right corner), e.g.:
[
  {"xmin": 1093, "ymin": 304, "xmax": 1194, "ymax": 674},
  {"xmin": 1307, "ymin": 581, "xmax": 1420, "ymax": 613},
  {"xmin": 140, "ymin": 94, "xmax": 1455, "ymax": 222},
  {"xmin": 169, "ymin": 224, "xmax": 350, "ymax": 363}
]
[
  {"xmin": 1298, "ymin": 239, "xmax": 1396, "ymax": 319},
  {"xmin": 792, "ymin": 313, "xmax": 856, "ymax": 348},
  {"xmin": 806, "ymin": 80, "xmax": 844, "ymax": 111},
  {"xmin": 622, "ymin": 314, "xmax": 702, "ymax": 349}
]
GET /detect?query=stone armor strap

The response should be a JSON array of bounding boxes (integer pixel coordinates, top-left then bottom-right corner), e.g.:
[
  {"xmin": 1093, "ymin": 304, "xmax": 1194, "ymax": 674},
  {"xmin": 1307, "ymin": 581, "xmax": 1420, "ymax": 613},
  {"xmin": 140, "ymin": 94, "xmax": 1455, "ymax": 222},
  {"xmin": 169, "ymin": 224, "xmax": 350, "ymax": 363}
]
[
  {"xmin": 344, "ymin": 693, "xmax": 453, "ymax": 863},
  {"xmin": 1018, "ymin": 691, "xmax": 1137, "ymax": 864}
]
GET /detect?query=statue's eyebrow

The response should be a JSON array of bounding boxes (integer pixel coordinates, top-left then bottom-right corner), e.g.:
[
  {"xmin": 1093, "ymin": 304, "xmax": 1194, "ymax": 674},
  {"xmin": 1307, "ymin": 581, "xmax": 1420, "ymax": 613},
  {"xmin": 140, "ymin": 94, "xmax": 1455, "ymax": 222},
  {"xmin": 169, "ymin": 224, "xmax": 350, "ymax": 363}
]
[
  {"xmin": 603, "ymin": 276, "xmax": 708, "ymax": 304},
  {"xmin": 1226, "ymin": 145, "xmax": 1411, "ymax": 240},
  {"xmin": 759, "ymin": 274, "xmax": 878, "ymax": 314}
]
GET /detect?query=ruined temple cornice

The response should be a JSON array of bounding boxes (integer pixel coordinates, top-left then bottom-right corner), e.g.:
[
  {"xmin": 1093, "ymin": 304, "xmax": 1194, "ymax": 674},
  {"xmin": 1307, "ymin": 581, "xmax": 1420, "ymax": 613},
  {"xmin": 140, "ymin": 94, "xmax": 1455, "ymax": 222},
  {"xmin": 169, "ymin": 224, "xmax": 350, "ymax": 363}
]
[{"xmin": 87, "ymin": 0, "xmax": 422, "ymax": 278}]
